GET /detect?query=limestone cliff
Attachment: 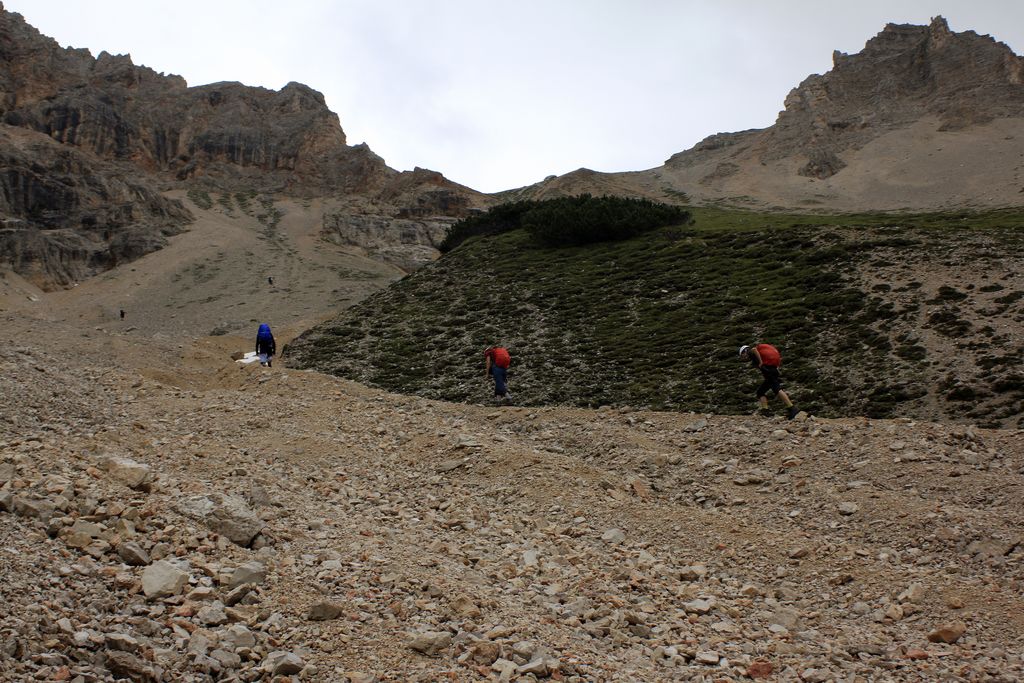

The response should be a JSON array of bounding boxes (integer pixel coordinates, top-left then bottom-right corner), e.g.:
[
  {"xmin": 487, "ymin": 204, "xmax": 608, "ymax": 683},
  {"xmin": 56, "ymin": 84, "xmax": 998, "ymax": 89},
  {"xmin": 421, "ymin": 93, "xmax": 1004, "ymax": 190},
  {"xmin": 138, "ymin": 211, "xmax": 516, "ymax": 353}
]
[{"xmin": 0, "ymin": 3, "xmax": 489, "ymax": 287}]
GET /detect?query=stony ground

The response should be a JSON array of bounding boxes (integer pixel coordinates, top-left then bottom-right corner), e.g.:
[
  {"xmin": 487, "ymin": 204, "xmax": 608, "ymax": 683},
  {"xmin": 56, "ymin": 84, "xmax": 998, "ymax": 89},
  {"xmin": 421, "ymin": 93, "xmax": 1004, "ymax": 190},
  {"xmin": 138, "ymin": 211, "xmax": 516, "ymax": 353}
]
[{"xmin": 2, "ymin": 290, "xmax": 1023, "ymax": 682}]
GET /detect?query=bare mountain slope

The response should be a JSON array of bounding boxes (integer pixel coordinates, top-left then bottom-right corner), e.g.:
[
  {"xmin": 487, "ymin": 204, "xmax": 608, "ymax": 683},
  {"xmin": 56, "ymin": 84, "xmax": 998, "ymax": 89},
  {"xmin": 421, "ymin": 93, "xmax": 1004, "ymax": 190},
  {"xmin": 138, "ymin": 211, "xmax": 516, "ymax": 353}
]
[{"xmin": 39, "ymin": 191, "xmax": 408, "ymax": 340}]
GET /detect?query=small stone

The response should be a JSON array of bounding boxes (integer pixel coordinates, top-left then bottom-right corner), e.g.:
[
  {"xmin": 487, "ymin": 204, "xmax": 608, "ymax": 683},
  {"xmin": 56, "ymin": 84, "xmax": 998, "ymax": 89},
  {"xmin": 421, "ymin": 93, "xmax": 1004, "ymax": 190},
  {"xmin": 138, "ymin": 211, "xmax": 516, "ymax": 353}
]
[
  {"xmin": 408, "ymin": 631, "xmax": 451, "ymax": 656},
  {"xmin": 788, "ymin": 547, "xmax": 809, "ymax": 559},
  {"xmin": 884, "ymin": 603, "xmax": 904, "ymax": 621},
  {"xmin": 188, "ymin": 629, "xmax": 216, "ymax": 655},
  {"xmin": 117, "ymin": 541, "xmax": 151, "ymax": 566},
  {"xmin": 266, "ymin": 650, "xmax": 304, "ymax": 675},
  {"xmin": 178, "ymin": 494, "xmax": 264, "ymax": 547},
  {"xmin": 695, "ymin": 650, "xmax": 720, "ymax": 665},
  {"xmin": 197, "ymin": 602, "xmax": 228, "ymax": 626},
  {"xmin": 468, "ymin": 641, "xmax": 501, "ymax": 665},
  {"xmin": 838, "ymin": 502, "xmax": 859, "ymax": 515},
  {"xmin": 307, "ymin": 602, "xmax": 344, "ymax": 621},
  {"xmin": 12, "ymin": 496, "xmax": 55, "ymax": 521},
  {"xmin": 211, "ymin": 648, "xmax": 242, "ymax": 669},
  {"xmin": 102, "ymin": 456, "xmax": 154, "ymax": 492},
  {"xmin": 747, "ymin": 659, "xmax": 774, "ymax": 678},
  {"xmin": 679, "ymin": 564, "xmax": 707, "ymax": 581},
  {"xmin": 927, "ymin": 621, "xmax": 967, "ymax": 644},
  {"xmin": 601, "ymin": 528, "xmax": 626, "ymax": 545},
  {"xmin": 771, "ymin": 608, "xmax": 800, "ymax": 630},
  {"xmin": 898, "ymin": 582, "xmax": 926, "ymax": 604},
  {"xmin": 222, "ymin": 624, "xmax": 256, "ymax": 650},
  {"xmin": 684, "ymin": 598, "xmax": 713, "ymax": 615},
  {"xmin": 105, "ymin": 633, "xmax": 140, "ymax": 653},
  {"xmin": 801, "ymin": 668, "xmax": 828, "ymax": 682},
  {"xmin": 229, "ymin": 561, "xmax": 267, "ymax": 588},
  {"xmin": 104, "ymin": 650, "xmax": 157, "ymax": 680},
  {"xmin": 518, "ymin": 658, "xmax": 549, "ymax": 676},
  {"xmin": 224, "ymin": 584, "xmax": 253, "ymax": 607}
]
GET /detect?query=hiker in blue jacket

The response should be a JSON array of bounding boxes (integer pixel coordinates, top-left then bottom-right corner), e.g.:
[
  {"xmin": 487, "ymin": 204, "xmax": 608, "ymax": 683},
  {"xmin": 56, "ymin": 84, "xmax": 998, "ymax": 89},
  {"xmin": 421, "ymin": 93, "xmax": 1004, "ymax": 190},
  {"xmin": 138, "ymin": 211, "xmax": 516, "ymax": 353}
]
[{"xmin": 256, "ymin": 323, "xmax": 276, "ymax": 367}]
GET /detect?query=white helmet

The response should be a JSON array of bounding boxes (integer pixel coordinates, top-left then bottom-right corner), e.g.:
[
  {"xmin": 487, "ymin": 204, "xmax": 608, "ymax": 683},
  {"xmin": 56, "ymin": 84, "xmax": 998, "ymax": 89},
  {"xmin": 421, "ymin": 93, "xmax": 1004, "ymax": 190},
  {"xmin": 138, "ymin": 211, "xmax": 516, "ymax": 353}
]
[{"xmin": 738, "ymin": 345, "xmax": 750, "ymax": 357}]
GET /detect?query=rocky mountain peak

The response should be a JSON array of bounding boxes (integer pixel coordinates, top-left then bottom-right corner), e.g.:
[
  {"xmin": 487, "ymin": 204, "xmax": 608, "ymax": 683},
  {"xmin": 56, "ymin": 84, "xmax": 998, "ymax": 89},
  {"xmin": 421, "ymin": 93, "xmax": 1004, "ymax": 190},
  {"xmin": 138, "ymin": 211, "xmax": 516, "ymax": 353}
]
[{"xmin": 772, "ymin": 15, "xmax": 1024, "ymax": 177}]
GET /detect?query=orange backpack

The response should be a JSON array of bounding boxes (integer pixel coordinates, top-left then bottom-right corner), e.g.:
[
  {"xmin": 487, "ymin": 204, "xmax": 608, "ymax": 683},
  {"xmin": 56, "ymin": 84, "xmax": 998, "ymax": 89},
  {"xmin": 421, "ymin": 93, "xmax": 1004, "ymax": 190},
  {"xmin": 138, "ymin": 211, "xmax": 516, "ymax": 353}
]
[{"xmin": 755, "ymin": 344, "xmax": 782, "ymax": 367}]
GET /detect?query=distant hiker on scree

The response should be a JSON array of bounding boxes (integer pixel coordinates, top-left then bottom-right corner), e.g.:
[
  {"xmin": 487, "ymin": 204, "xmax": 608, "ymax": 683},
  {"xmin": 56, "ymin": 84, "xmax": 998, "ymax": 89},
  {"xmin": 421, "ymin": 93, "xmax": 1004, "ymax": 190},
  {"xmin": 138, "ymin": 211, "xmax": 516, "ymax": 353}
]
[
  {"xmin": 119, "ymin": 309, "xmax": 125, "ymax": 320},
  {"xmin": 484, "ymin": 346, "xmax": 512, "ymax": 402},
  {"xmin": 268, "ymin": 276, "xmax": 274, "ymax": 286},
  {"xmin": 256, "ymin": 323, "xmax": 276, "ymax": 367},
  {"xmin": 739, "ymin": 343, "xmax": 799, "ymax": 419}
]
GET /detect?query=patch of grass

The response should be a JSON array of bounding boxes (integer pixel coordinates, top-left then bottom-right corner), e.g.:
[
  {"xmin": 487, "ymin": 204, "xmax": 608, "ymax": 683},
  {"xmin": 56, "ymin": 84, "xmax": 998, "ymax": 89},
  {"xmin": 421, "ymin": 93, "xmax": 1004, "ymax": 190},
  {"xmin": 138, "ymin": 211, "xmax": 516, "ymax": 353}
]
[
  {"xmin": 285, "ymin": 206, "xmax": 1024, "ymax": 424},
  {"xmin": 187, "ymin": 189, "xmax": 213, "ymax": 210},
  {"xmin": 216, "ymin": 193, "xmax": 235, "ymax": 215}
]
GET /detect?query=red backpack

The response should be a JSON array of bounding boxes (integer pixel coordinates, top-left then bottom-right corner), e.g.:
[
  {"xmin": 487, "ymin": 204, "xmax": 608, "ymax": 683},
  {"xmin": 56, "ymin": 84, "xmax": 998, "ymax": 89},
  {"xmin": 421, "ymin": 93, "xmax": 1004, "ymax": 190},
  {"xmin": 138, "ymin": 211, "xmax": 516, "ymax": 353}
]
[
  {"xmin": 755, "ymin": 343, "xmax": 782, "ymax": 367},
  {"xmin": 488, "ymin": 347, "xmax": 511, "ymax": 369}
]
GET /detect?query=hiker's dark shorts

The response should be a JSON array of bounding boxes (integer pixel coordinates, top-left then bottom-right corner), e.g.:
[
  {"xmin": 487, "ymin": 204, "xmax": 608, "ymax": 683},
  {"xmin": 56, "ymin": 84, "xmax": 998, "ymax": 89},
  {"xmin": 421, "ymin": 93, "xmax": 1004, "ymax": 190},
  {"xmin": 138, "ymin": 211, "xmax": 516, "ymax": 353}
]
[
  {"xmin": 757, "ymin": 366, "xmax": 782, "ymax": 397},
  {"xmin": 490, "ymin": 365, "xmax": 508, "ymax": 397}
]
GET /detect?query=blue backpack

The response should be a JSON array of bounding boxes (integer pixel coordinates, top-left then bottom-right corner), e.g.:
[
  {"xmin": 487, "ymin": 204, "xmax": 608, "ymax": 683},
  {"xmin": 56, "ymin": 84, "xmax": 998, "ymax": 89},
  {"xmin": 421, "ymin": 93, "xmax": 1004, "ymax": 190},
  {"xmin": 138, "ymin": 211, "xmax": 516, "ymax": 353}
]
[{"xmin": 257, "ymin": 323, "xmax": 274, "ymax": 343}]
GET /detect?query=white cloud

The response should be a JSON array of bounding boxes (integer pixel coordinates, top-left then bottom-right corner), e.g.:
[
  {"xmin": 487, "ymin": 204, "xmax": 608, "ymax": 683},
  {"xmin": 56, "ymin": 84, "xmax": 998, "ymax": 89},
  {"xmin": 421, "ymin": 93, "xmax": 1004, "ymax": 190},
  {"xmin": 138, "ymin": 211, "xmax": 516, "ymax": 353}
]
[{"xmin": 6, "ymin": 0, "xmax": 1023, "ymax": 192}]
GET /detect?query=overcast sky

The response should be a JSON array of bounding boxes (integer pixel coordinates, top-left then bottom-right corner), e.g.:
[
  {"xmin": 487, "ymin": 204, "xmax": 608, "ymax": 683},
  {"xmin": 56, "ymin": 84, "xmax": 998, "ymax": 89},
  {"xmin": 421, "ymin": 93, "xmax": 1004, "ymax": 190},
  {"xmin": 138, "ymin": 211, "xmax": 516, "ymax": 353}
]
[{"xmin": 6, "ymin": 1, "xmax": 1024, "ymax": 193}]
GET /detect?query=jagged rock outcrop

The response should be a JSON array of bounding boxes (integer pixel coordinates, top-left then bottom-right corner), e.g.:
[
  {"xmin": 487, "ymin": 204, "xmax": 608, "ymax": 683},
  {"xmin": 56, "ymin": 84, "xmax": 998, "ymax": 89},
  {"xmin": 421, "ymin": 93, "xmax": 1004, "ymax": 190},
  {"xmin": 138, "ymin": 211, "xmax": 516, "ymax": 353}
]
[
  {"xmin": 0, "ymin": 2, "xmax": 489, "ymax": 287},
  {"xmin": 759, "ymin": 16, "xmax": 1024, "ymax": 175},
  {"xmin": 321, "ymin": 212, "xmax": 451, "ymax": 273},
  {"xmin": 516, "ymin": 17, "xmax": 1024, "ymax": 211}
]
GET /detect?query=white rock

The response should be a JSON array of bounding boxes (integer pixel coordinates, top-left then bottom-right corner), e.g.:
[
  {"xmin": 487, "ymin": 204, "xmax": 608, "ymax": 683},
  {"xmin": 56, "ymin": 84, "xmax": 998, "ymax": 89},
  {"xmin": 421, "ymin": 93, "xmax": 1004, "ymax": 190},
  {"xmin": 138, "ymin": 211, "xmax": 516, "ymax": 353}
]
[
  {"xmin": 601, "ymin": 528, "xmax": 626, "ymax": 545},
  {"xmin": 141, "ymin": 561, "xmax": 189, "ymax": 599}
]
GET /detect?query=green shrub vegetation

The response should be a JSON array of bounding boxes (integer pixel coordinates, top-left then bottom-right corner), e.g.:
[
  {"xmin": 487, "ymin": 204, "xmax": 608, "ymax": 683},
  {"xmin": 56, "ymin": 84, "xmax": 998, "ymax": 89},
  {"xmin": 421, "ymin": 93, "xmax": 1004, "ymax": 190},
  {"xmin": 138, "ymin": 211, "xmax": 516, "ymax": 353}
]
[
  {"xmin": 440, "ymin": 195, "xmax": 689, "ymax": 252},
  {"xmin": 286, "ymin": 206, "xmax": 1024, "ymax": 425},
  {"xmin": 187, "ymin": 189, "xmax": 213, "ymax": 210}
]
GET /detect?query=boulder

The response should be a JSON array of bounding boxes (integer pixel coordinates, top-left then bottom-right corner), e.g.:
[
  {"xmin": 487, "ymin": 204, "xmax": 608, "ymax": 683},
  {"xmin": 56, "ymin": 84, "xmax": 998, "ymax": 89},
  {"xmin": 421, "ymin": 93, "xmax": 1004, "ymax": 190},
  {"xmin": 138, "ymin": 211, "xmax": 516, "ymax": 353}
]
[
  {"xmin": 178, "ymin": 494, "xmax": 264, "ymax": 547},
  {"xmin": 141, "ymin": 561, "xmax": 189, "ymax": 599},
  {"xmin": 102, "ymin": 456, "xmax": 155, "ymax": 492}
]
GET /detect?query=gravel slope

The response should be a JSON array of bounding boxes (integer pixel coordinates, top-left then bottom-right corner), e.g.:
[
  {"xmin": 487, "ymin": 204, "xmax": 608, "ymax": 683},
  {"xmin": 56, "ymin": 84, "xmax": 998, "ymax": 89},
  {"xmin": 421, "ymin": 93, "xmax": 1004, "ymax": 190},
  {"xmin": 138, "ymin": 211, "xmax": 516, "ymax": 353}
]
[{"xmin": 2, "ymin": 301, "xmax": 1022, "ymax": 682}]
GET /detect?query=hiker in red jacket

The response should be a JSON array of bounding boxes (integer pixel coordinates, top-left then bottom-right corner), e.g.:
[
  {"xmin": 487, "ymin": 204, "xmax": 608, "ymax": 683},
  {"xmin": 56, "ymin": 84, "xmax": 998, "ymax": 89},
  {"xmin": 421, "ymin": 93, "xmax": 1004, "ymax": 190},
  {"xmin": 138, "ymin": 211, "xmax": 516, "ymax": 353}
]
[
  {"xmin": 484, "ymin": 346, "xmax": 512, "ymax": 402},
  {"xmin": 739, "ymin": 343, "xmax": 799, "ymax": 419}
]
